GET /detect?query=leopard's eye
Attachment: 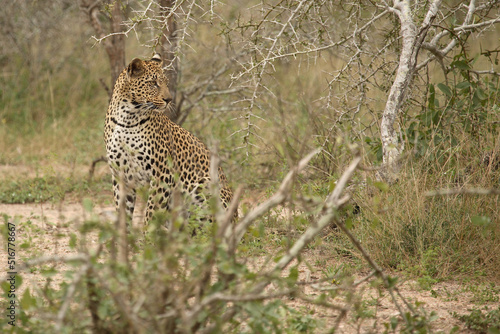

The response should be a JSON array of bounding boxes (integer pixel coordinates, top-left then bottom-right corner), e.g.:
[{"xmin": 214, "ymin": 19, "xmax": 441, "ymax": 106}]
[{"xmin": 148, "ymin": 80, "xmax": 159, "ymax": 88}]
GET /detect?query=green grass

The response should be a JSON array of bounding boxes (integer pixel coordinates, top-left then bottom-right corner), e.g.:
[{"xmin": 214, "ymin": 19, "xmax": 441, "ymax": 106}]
[
  {"xmin": 0, "ymin": 173, "xmax": 112, "ymax": 204},
  {"xmin": 0, "ymin": 176, "xmax": 69, "ymax": 203},
  {"xmin": 466, "ymin": 283, "xmax": 500, "ymax": 305},
  {"xmin": 453, "ymin": 306, "xmax": 500, "ymax": 333}
]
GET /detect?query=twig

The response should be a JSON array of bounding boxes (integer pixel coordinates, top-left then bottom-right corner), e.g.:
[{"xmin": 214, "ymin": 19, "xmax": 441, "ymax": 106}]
[
  {"xmin": 227, "ymin": 148, "xmax": 321, "ymax": 250},
  {"xmin": 425, "ymin": 187, "xmax": 500, "ymax": 196},
  {"xmin": 88, "ymin": 155, "xmax": 107, "ymax": 181},
  {"xmin": 311, "ymin": 270, "xmax": 377, "ymax": 291},
  {"xmin": 294, "ymin": 292, "xmax": 348, "ymax": 312},
  {"xmin": 469, "ymin": 69, "xmax": 500, "ymax": 76},
  {"xmin": 55, "ymin": 263, "xmax": 91, "ymax": 331},
  {"xmin": 217, "ymin": 185, "xmax": 243, "ymax": 250},
  {"xmin": 273, "ymin": 155, "xmax": 362, "ymax": 273},
  {"xmin": 335, "ymin": 221, "xmax": 416, "ymax": 323}
]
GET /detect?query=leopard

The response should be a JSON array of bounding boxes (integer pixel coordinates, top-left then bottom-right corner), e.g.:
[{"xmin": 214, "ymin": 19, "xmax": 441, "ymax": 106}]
[{"xmin": 104, "ymin": 53, "xmax": 234, "ymax": 227}]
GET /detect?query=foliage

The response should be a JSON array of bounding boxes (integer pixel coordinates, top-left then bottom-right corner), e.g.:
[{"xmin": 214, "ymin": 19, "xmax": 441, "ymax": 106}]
[
  {"xmin": 352, "ymin": 163, "xmax": 500, "ymax": 280},
  {"xmin": 404, "ymin": 53, "xmax": 500, "ymax": 170},
  {"xmin": 453, "ymin": 307, "xmax": 500, "ymax": 333},
  {"xmin": 0, "ymin": 205, "xmax": 322, "ymax": 332},
  {"xmin": 466, "ymin": 283, "xmax": 500, "ymax": 305},
  {"xmin": 1, "ymin": 193, "xmax": 448, "ymax": 333},
  {"xmin": 0, "ymin": 176, "xmax": 65, "ymax": 204},
  {"xmin": 0, "ymin": 174, "xmax": 111, "ymax": 204},
  {"xmin": 383, "ymin": 308, "xmax": 439, "ymax": 334},
  {"xmin": 346, "ymin": 47, "xmax": 500, "ymax": 279}
]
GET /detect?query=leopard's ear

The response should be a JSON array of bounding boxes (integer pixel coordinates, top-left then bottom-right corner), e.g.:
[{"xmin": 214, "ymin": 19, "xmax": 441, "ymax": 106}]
[
  {"xmin": 151, "ymin": 53, "xmax": 162, "ymax": 65},
  {"xmin": 127, "ymin": 58, "xmax": 145, "ymax": 79}
]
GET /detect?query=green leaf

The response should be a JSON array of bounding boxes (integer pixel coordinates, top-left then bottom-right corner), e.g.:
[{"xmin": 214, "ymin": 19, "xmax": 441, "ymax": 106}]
[
  {"xmin": 390, "ymin": 316, "xmax": 399, "ymax": 330},
  {"xmin": 437, "ymin": 83, "xmax": 452, "ymax": 97},
  {"xmin": 456, "ymin": 81, "xmax": 471, "ymax": 90},
  {"xmin": 386, "ymin": 276, "xmax": 398, "ymax": 288},
  {"xmin": 471, "ymin": 215, "xmax": 491, "ymax": 227},
  {"xmin": 345, "ymin": 217, "xmax": 354, "ymax": 229},
  {"xmin": 275, "ymin": 143, "xmax": 285, "ymax": 158},
  {"xmin": 373, "ymin": 181, "xmax": 389, "ymax": 192},
  {"xmin": 453, "ymin": 60, "xmax": 471, "ymax": 70},
  {"xmin": 475, "ymin": 87, "xmax": 487, "ymax": 101},
  {"xmin": 427, "ymin": 84, "xmax": 436, "ymax": 110},
  {"xmin": 82, "ymin": 198, "xmax": 93, "ymax": 213},
  {"xmin": 250, "ymin": 227, "xmax": 260, "ymax": 237},
  {"xmin": 1, "ymin": 281, "xmax": 10, "ymax": 295},
  {"xmin": 20, "ymin": 289, "xmax": 36, "ymax": 310},
  {"xmin": 328, "ymin": 178, "xmax": 336, "ymax": 193},
  {"xmin": 287, "ymin": 266, "xmax": 299, "ymax": 283},
  {"xmin": 16, "ymin": 275, "xmax": 23, "ymax": 288}
]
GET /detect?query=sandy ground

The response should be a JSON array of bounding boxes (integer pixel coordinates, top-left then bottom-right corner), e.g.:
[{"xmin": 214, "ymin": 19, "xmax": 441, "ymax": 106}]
[{"xmin": 1, "ymin": 198, "xmax": 498, "ymax": 333}]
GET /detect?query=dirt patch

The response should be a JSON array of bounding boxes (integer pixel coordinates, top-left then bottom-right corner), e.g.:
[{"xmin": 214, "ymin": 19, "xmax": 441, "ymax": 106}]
[{"xmin": 244, "ymin": 250, "xmax": 486, "ymax": 333}]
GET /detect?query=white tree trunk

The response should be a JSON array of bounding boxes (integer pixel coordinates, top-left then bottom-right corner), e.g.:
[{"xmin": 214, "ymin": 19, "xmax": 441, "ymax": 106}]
[{"xmin": 380, "ymin": 0, "xmax": 442, "ymax": 182}]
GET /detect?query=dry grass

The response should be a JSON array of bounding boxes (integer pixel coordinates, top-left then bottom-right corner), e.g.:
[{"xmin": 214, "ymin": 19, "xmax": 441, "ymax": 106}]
[{"xmin": 354, "ymin": 155, "xmax": 500, "ymax": 281}]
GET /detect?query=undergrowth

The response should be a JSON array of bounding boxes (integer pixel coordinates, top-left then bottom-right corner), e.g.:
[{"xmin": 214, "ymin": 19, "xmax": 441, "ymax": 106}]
[
  {"xmin": 453, "ymin": 306, "xmax": 500, "ymax": 333},
  {"xmin": 353, "ymin": 156, "xmax": 500, "ymax": 280},
  {"xmin": 0, "ymin": 174, "xmax": 112, "ymax": 204}
]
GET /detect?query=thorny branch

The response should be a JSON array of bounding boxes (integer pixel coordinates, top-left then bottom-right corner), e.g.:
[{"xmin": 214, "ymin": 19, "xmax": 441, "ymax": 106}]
[
  {"xmin": 417, "ymin": 0, "xmax": 500, "ymax": 71},
  {"xmin": 226, "ymin": 148, "xmax": 321, "ymax": 251},
  {"xmin": 272, "ymin": 155, "xmax": 362, "ymax": 273}
]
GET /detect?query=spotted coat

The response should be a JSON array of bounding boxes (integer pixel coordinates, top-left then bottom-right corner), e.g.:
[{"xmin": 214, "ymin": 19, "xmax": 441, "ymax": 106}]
[{"xmin": 104, "ymin": 54, "xmax": 234, "ymax": 224}]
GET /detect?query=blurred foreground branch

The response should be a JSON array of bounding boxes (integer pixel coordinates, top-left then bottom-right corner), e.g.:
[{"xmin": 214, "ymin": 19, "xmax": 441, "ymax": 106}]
[
  {"xmin": 8, "ymin": 149, "xmax": 432, "ymax": 332},
  {"xmin": 425, "ymin": 187, "xmax": 500, "ymax": 196}
]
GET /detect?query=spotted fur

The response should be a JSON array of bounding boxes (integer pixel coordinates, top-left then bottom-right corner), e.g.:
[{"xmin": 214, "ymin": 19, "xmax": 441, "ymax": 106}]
[{"xmin": 104, "ymin": 54, "xmax": 234, "ymax": 225}]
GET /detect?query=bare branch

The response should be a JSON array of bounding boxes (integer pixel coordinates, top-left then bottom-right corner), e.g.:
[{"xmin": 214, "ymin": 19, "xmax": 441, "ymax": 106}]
[
  {"xmin": 55, "ymin": 263, "xmax": 91, "ymax": 331},
  {"xmin": 425, "ymin": 187, "xmax": 500, "ymax": 196},
  {"xmin": 469, "ymin": 69, "xmax": 500, "ymax": 76},
  {"xmin": 227, "ymin": 148, "xmax": 321, "ymax": 250},
  {"xmin": 380, "ymin": 0, "xmax": 418, "ymax": 180},
  {"xmin": 273, "ymin": 155, "xmax": 361, "ymax": 273},
  {"xmin": 417, "ymin": 0, "xmax": 500, "ymax": 71}
]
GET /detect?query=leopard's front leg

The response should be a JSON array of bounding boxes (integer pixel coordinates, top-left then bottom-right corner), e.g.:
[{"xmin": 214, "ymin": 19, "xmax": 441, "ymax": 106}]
[
  {"xmin": 144, "ymin": 179, "xmax": 173, "ymax": 228},
  {"xmin": 112, "ymin": 175, "xmax": 137, "ymax": 221}
]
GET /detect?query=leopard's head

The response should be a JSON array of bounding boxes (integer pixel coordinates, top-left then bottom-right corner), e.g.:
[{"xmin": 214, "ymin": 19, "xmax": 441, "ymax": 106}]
[{"xmin": 117, "ymin": 54, "xmax": 173, "ymax": 111}]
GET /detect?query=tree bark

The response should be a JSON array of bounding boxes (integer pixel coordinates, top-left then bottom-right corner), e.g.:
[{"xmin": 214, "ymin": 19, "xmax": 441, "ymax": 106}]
[
  {"xmin": 380, "ymin": 0, "xmax": 441, "ymax": 182},
  {"xmin": 107, "ymin": 1, "xmax": 126, "ymax": 88},
  {"xmin": 380, "ymin": 1, "xmax": 416, "ymax": 181},
  {"xmin": 159, "ymin": 0, "xmax": 180, "ymax": 122},
  {"xmin": 80, "ymin": 0, "xmax": 126, "ymax": 95}
]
